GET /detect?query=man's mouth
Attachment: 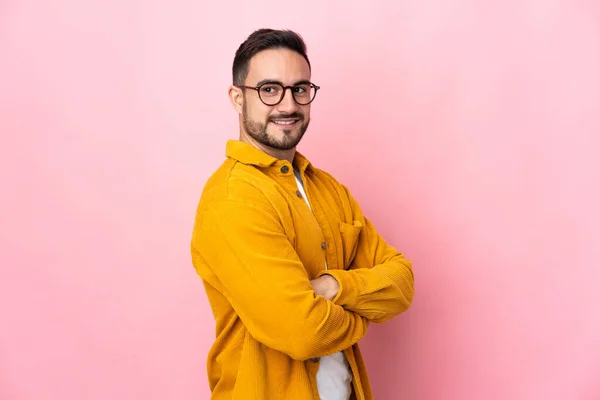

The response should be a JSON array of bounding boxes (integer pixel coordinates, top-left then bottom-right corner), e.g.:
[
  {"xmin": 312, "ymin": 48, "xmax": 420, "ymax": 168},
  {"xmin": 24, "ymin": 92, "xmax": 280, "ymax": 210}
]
[{"xmin": 270, "ymin": 119, "xmax": 299, "ymax": 126}]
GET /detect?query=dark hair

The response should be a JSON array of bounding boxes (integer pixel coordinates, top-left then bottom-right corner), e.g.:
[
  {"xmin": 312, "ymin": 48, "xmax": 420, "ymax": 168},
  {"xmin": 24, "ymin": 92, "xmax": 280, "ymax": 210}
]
[{"xmin": 232, "ymin": 29, "xmax": 311, "ymax": 86}]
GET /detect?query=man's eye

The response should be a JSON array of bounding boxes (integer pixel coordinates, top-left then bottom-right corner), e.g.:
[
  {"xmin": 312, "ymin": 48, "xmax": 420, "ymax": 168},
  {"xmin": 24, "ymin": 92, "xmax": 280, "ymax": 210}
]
[{"xmin": 261, "ymin": 85, "xmax": 280, "ymax": 95}]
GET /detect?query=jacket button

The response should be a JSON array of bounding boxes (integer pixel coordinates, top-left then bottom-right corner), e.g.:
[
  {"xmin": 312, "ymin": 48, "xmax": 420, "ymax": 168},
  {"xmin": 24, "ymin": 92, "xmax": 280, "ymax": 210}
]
[
  {"xmin": 312, "ymin": 357, "xmax": 320, "ymax": 363},
  {"xmin": 280, "ymin": 165, "xmax": 289, "ymax": 173},
  {"xmin": 296, "ymin": 190, "xmax": 302, "ymax": 198},
  {"xmin": 321, "ymin": 242, "xmax": 327, "ymax": 250}
]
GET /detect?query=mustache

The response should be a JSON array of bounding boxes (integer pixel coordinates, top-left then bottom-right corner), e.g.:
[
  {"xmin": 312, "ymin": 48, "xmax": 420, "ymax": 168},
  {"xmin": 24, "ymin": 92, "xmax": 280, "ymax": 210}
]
[{"xmin": 269, "ymin": 113, "xmax": 304, "ymax": 121}]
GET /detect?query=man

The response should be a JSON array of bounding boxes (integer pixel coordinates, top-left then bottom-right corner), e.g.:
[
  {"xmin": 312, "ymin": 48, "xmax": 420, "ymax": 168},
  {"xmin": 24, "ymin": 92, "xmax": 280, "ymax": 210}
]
[{"xmin": 190, "ymin": 28, "xmax": 414, "ymax": 400}]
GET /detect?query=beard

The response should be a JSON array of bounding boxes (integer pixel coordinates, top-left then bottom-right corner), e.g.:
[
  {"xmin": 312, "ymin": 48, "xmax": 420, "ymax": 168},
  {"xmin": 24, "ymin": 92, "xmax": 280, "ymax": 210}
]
[{"xmin": 242, "ymin": 102, "xmax": 310, "ymax": 151}]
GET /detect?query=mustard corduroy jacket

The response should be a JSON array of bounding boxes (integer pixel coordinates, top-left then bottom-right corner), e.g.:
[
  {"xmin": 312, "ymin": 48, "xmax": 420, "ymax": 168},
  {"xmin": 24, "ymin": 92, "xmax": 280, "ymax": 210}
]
[{"xmin": 190, "ymin": 140, "xmax": 414, "ymax": 399}]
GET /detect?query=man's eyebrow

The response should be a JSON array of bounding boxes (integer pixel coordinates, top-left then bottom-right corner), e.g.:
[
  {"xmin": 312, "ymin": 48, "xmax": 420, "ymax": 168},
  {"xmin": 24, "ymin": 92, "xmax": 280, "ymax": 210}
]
[
  {"xmin": 293, "ymin": 79, "xmax": 311, "ymax": 86},
  {"xmin": 255, "ymin": 79, "xmax": 282, "ymax": 87},
  {"xmin": 254, "ymin": 79, "xmax": 311, "ymax": 87}
]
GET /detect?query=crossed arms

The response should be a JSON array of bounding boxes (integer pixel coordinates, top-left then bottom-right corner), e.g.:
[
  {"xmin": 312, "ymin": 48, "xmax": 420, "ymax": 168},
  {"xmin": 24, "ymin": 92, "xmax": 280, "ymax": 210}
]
[{"xmin": 191, "ymin": 184, "xmax": 414, "ymax": 361}]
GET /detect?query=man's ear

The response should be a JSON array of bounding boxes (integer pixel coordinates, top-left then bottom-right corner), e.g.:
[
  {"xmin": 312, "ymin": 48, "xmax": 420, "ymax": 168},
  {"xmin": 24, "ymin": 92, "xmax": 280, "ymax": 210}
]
[{"xmin": 228, "ymin": 85, "xmax": 244, "ymax": 114}]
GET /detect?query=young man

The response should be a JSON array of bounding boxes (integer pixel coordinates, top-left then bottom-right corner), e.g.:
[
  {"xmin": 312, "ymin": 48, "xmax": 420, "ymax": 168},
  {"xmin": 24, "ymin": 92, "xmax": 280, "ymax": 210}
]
[{"xmin": 190, "ymin": 28, "xmax": 414, "ymax": 400}]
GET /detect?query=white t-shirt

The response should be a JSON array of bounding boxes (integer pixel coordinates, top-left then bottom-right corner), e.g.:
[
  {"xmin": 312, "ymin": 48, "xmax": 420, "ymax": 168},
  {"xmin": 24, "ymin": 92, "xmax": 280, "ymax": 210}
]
[{"xmin": 294, "ymin": 168, "xmax": 353, "ymax": 400}]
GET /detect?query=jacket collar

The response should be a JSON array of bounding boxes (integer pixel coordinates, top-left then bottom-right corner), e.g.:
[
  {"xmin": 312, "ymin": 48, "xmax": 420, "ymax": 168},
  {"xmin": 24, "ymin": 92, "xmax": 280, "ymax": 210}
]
[{"xmin": 225, "ymin": 140, "xmax": 313, "ymax": 173}]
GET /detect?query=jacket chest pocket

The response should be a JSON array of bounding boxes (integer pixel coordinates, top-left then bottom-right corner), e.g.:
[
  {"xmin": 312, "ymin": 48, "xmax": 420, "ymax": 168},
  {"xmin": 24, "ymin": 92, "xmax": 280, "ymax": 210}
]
[{"xmin": 338, "ymin": 220, "xmax": 363, "ymax": 269}]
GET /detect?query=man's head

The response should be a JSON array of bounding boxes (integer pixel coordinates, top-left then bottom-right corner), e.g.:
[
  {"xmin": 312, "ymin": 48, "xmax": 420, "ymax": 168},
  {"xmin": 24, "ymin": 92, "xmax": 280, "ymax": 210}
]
[{"xmin": 229, "ymin": 29, "xmax": 319, "ymax": 156}]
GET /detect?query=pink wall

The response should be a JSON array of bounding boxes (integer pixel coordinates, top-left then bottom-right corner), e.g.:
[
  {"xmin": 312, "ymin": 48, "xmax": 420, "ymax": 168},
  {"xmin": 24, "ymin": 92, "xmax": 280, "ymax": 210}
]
[{"xmin": 1, "ymin": 1, "xmax": 599, "ymax": 399}]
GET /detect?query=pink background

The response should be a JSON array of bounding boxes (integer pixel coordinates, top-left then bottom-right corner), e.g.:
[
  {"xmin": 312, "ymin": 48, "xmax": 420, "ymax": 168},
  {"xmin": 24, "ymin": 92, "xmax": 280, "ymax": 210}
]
[{"xmin": 1, "ymin": 1, "xmax": 599, "ymax": 399}]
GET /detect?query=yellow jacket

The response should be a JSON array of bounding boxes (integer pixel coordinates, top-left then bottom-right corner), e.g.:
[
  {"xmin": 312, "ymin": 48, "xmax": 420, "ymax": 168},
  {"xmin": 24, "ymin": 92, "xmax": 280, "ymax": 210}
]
[{"xmin": 190, "ymin": 140, "xmax": 414, "ymax": 399}]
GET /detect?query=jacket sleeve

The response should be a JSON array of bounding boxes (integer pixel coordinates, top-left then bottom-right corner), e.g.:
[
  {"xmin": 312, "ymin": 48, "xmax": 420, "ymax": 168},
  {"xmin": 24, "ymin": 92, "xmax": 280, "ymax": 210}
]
[
  {"xmin": 191, "ymin": 196, "xmax": 369, "ymax": 361},
  {"xmin": 317, "ymin": 186, "xmax": 415, "ymax": 323}
]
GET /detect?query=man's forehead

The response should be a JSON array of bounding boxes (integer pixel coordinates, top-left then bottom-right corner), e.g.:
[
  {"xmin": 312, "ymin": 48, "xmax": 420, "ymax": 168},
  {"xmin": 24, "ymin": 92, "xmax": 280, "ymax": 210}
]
[{"xmin": 246, "ymin": 48, "xmax": 311, "ymax": 84}]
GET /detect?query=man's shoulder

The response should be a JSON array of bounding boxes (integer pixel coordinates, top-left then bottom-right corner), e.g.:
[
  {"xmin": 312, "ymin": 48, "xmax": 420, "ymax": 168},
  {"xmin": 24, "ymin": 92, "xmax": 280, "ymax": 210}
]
[{"xmin": 197, "ymin": 158, "xmax": 277, "ymax": 209}]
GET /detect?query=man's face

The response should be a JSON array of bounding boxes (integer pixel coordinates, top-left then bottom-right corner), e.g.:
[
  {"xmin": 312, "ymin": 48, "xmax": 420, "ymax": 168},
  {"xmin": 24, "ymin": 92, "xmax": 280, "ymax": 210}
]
[{"xmin": 240, "ymin": 49, "xmax": 312, "ymax": 151}]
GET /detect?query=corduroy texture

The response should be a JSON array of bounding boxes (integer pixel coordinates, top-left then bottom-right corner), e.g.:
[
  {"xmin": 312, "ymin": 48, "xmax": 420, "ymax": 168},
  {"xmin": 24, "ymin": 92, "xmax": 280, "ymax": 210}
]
[{"xmin": 190, "ymin": 140, "xmax": 414, "ymax": 400}]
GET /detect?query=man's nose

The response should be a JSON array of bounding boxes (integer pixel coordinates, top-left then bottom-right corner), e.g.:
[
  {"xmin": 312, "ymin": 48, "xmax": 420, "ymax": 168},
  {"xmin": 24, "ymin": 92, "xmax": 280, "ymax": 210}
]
[{"xmin": 276, "ymin": 88, "xmax": 299, "ymax": 113}]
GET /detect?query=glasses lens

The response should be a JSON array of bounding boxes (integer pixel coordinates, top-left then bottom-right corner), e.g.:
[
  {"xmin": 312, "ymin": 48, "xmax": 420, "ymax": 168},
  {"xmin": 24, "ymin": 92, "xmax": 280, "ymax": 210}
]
[
  {"xmin": 258, "ymin": 83, "xmax": 284, "ymax": 106},
  {"xmin": 292, "ymin": 84, "xmax": 316, "ymax": 105}
]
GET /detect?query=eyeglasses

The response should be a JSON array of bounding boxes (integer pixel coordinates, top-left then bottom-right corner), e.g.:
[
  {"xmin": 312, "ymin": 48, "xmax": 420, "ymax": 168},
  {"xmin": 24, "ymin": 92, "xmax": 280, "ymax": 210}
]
[{"xmin": 236, "ymin": 81, "xmax": 320, "ymax": 106}]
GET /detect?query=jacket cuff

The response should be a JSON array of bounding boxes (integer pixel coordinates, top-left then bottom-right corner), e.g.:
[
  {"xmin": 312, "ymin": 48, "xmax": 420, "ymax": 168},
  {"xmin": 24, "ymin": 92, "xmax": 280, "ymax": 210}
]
[{"xmin": 317, "ymin": 269, "xmax": 358, "ymax": 308}]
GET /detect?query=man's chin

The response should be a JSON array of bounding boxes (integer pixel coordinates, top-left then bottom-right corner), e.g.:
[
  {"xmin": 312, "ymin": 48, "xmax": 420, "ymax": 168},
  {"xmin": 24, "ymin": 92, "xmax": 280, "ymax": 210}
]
[
  {"xmin": 266, "ymin": 124, "xmax": 296, "ymax": 137},
  {"xmin": 261, "ymin": 134, "xmax": 302, "ymax": 151},
  {"xmin": 271, "ymin": 138, "xmax": 301, "ymax": 151}
]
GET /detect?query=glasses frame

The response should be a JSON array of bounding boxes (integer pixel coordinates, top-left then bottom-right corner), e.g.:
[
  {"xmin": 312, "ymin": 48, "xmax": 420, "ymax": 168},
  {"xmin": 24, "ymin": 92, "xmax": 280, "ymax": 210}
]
[{"xmin": 236, "ymin": 81, "xmax": 320, "ymax": 106}]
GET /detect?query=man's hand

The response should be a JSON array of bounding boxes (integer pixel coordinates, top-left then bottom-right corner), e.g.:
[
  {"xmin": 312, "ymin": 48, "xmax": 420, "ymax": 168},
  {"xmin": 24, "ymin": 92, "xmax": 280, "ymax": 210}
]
[{"xmin": 310, "ymin": 274, "xmax": 340, "ymax": 301}]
